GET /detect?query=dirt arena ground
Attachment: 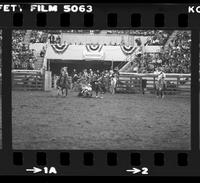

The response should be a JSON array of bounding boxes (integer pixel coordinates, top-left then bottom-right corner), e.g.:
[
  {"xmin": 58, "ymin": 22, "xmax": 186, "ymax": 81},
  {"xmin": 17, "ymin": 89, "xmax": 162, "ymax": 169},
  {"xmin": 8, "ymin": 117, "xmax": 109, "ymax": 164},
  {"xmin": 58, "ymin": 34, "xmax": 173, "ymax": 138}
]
[{"xmin": 12, "ymin": 90, "xmax": 190, "ymax": 150}]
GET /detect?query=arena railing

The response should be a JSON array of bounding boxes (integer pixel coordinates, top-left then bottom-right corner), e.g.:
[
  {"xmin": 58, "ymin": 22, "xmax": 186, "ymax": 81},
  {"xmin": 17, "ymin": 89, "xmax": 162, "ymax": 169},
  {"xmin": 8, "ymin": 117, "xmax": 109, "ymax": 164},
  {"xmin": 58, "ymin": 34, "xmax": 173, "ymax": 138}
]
[
  {"xmin": 12, "ymin": 69, "xmax": 44, "ymax": 91},
  {"xmin": 12, "ymin": 69, "xmax": 43, "ymax": 74},
  {"xmin": 118, "ymin": 72, "xmax": 191, "ymax": 95}
]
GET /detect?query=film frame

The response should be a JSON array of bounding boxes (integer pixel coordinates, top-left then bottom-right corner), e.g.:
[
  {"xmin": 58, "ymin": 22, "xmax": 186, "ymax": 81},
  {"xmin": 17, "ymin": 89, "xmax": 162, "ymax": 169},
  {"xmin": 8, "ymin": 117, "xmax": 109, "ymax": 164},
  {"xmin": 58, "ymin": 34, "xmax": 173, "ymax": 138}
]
[{"xmin": 0, "ymin": 2, "xmax": 199, "ymax": 176}]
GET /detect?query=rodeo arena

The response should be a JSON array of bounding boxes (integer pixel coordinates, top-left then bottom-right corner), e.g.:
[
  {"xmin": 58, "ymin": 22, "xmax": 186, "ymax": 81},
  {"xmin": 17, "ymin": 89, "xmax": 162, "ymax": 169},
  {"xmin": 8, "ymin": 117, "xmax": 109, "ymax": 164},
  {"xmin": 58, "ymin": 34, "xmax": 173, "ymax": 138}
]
[{"xmin": 12, "ymin": 30, "xmax": 191, "ymax": 150}]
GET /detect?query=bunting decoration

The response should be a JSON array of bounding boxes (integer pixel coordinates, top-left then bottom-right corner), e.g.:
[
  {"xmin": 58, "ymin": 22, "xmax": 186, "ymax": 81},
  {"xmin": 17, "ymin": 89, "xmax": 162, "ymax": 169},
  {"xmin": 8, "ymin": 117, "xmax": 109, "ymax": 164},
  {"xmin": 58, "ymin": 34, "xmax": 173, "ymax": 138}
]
[
  {"xmin": 120, "ymin": 45, "xmax": 137, "ymax": 55},
  {"xmin": 85, "ymin": 44, "xmax": 103, "ymax": 52},
  {"xmin": 83, "ymin": 44, "xmax": 104, "ymax": 60},
  {"xmin": 51, "ymin": 44, "xmax": 69, "ymax": 54}
]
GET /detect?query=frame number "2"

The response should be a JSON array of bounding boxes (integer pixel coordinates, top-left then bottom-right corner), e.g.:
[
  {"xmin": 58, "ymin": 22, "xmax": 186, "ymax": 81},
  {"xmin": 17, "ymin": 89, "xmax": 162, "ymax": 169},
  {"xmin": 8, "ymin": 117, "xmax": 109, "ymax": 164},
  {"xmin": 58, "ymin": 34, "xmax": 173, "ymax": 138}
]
[{"xmin": 141, "ymin": 167, "xmax": 148, "ymax": 175}]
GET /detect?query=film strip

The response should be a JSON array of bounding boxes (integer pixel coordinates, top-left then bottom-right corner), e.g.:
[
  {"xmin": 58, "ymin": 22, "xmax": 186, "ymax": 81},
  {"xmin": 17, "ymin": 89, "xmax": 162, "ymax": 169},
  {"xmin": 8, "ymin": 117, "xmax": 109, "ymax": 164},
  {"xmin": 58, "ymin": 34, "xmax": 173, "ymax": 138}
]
[{"xmin": 0, "ymin": 3, "xmax": 199, "ymax": 176}]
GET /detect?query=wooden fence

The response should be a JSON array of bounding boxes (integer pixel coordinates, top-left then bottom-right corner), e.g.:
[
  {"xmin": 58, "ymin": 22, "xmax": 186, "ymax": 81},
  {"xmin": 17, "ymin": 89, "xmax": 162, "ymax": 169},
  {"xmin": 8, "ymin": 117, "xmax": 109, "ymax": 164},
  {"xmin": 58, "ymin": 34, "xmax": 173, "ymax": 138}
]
[
  {"xmin": 117, "ymin": 73, "xmax": 191, "ymax": 95},
  {"xmin": 11, "ymin": 70, "xmax": 192, "ymax": 94},
  {"xmin": 12, "ymin": 70, "xmax": 44, "ymax": 91}
]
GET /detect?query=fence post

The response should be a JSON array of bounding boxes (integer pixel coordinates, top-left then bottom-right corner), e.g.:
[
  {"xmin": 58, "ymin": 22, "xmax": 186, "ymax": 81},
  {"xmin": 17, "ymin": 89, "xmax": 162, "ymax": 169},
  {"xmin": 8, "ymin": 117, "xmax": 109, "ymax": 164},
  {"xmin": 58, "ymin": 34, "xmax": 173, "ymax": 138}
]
[
  {"xmin": 44, "ymin": 70, "xmax": 52, "ymax": 91},
  {"xmin": 24, "ymin": 74, "xmax": 27, "ymax": 91},
  {"xmin": 140, "ymin": 76, "xmax": 142, "ymax": 94},
  {"xmin": 36, "ymin": 74, "xmax": 38, "ymax": 90},
  {"xmin": 177, "ymin": 75, "xmax": 179, "ymax": 88},
  {"xmin": 42, "ymin": 73, "xmax": 45, "ymax": 91},
  {"xmin": 130, "ymin": 75, "xmax": 132, "ymax": 93}
]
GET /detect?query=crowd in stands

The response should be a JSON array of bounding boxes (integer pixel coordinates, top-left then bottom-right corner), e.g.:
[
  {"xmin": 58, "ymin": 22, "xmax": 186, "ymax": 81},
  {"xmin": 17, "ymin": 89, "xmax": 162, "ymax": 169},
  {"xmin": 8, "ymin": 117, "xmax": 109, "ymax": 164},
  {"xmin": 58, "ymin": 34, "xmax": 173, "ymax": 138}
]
[
  {"xmin": 12, "ymin": 30, "xmax": 191, "ymax": 73},
  {"xmin": 30, "ymin": 30, "xmax": 62, "ymax": 44},
  {"xmin": 62, "ymin": 30, "xmax": 171, "ymax": 36},
  {"xmin": 162, "ymin": 31, "xmax": 191, "ymax": 73},
  {"xmin": 48, "ymin": 34, "xmax": 61, "ymax": 44},
  {"xmin": 30, "ymin": 30, "xmax": 48, "ymax": 43},
  {"xmin": 28, "ymin": 29, "xmax": 172, "ymax": 46},
  {"xmin": 144, "ymin": 30, "xmax": 171, "ymax": 46},
  {"xmin": 63, "ymin": 30, "xmax": 101, "ymax": 34},
  {"xmin": 106, "ymin": 30, "xmax": 172, "ymax": 36},
  {"xmin": 61, "ymin": 30, "xmax": 171, "ymax": 46},
  {"xmin": 12, "ymin": 30, "xmax": 37, "ymax": 69},
  {"xmin": 130, "ymin": 31, "xmax": 191, "ymax": 73},
  {"xmin": 12, "ymin": 30, "xmax": 60, "ymax": 69}
]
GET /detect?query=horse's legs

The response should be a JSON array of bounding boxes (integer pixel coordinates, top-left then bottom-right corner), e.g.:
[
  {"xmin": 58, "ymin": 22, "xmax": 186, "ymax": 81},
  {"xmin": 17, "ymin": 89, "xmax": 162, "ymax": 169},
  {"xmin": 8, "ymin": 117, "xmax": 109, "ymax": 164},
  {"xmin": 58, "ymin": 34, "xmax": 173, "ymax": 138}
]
[
  {"xmin": 113, "ymin": 86, "xmax": 115, "ymax": 94},
  {"xmin": 96, "ymin": 91, "xmax": 99, "ymax": 98},
  {"xmin": 57, "ymin": 89, "xmax": 59, "ymax": 96},
  {"xmin": 65, "ymin": 88, "xmax": 68, "ymax": 96},
  {"xmin": 114, "ymin": 82, "xmax": 117, "ymax": 94},
  {"xmin": 61, "ymin": 88, "xmax": 66, "ymax": 96},
  {"xmin": 156, "ymin": 88, "xmax": 159, "ymax": 97},
  {"xmin": 61, "ymin": 89, "xmax": 64, "ymax": 96},
  {"xmin": 95, "ymin": 87, "xmax": 99, "ymax": 98},
  {"xmin": 161, "ymin": 89, "xmax": 165, "ymax": 98},
  {"xmin": 72, "ymin": 82, "xmax": 76, "ymax": 90},
  {"xmin": 99, "ymin": 88, "xmax": 104, "ymax": 99},
  {"xmin": 110, "ymin": 83, "xmax": 115, "ymax": 95},
  {"xmin": 57, "ymin": 87, "xmax": 60, "ymax": 96},
  {"xmin": 114, "ymin": 81, "xmax": 117, "ymax": 94},
  {"xmin": 110, "ymin": 84, "xmax": 112, "ymax": 94}
]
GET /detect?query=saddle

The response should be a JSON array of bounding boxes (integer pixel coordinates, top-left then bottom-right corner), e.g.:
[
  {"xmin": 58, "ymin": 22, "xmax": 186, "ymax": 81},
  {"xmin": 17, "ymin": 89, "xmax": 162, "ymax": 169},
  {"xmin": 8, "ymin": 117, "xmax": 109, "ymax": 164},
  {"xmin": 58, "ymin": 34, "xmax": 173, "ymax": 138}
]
[
  {"xmin": 57, "ymin": 75, "xmax": 70, "ymax": 89},
  {"xmin": 155, "ymin": 79, "xmax": 166, "ymax": 90}
]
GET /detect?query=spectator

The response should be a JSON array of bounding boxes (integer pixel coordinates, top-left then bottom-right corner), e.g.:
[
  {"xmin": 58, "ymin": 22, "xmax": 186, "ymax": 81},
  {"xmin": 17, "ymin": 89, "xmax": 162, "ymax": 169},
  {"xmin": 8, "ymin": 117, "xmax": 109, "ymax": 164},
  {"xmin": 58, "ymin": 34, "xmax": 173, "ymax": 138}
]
[
  {"xmin": 12, "ymin": 30, "xmax": 37, "ymax": 70},
  {"xmin": 134, "ymin": 31, "xmax": 191, "ymax": 73}
]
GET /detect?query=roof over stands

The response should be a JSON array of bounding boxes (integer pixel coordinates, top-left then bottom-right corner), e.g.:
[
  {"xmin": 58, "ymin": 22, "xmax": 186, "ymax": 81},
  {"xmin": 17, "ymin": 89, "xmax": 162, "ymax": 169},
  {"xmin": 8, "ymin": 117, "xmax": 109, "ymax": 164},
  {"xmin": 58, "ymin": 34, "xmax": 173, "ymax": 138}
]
[{"xmin": 43, "ymin": 43, "xmax": 162, "ymax": 68}]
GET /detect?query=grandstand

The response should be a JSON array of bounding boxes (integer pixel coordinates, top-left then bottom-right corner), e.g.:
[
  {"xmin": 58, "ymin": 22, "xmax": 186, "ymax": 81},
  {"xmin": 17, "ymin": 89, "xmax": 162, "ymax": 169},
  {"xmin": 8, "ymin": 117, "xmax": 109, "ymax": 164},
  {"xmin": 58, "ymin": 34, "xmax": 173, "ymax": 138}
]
[{"xmin": 12, "ymin": 30, "xmax": 191, "ymax": 75}]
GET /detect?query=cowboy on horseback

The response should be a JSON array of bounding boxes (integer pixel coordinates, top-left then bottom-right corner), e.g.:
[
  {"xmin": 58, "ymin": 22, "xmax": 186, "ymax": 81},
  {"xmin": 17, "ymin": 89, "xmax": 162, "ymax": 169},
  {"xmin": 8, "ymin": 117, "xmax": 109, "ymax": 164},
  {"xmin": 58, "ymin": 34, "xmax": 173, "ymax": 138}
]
[
  {"xmin": 154, "ymin": 67, "xmax": 166, "ymax": 98},
  {"xmin": 56, "ymin": 67, "xmax": 70, "ymax": 96},
  {"xmin": 91, "ymin": 72, "xmax": 104, "ymax": 99}
]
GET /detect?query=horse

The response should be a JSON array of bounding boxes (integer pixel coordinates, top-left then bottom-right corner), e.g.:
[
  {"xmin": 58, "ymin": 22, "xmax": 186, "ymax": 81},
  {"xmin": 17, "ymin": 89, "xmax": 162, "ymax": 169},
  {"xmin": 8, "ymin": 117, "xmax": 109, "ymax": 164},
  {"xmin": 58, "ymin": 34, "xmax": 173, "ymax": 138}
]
[
  {"xmin": 90, "ymin": 75, "xmax": 104, "ymax": 98},
  {"xmin": 56, "ymin": 73, "xmax": 71, "ymax": 97},
  {"xmin": 155, "ymin": 77, "xmax": 166, "ymax": 98}
]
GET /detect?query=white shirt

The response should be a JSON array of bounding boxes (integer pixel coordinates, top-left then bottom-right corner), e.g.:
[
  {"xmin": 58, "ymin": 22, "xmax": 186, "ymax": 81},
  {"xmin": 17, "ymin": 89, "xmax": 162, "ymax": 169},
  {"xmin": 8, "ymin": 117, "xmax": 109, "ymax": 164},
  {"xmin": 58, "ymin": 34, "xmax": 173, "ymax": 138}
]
[
  {"xmin": 158, "ymin": 72, "xmax": 166, "ymax": 80},
  {"xmin": 154, "ymin": 71, "xmax": 166, "ymax": 80},
  {"xmin": 153, "ymin": 70, "xmax": 160, "ymax": 75}
]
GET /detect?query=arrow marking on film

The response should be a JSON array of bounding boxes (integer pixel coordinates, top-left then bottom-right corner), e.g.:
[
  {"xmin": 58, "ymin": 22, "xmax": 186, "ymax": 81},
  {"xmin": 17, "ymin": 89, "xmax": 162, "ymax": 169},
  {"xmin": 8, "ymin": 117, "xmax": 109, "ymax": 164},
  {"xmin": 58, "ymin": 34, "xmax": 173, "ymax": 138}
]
[
  {"xmin": 26, "ymin": 167, "xmax": 42, "ymax": 174},
  {"xmin": 126, "ymin": 168, "xmax": 141, "ymax": 174}
]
